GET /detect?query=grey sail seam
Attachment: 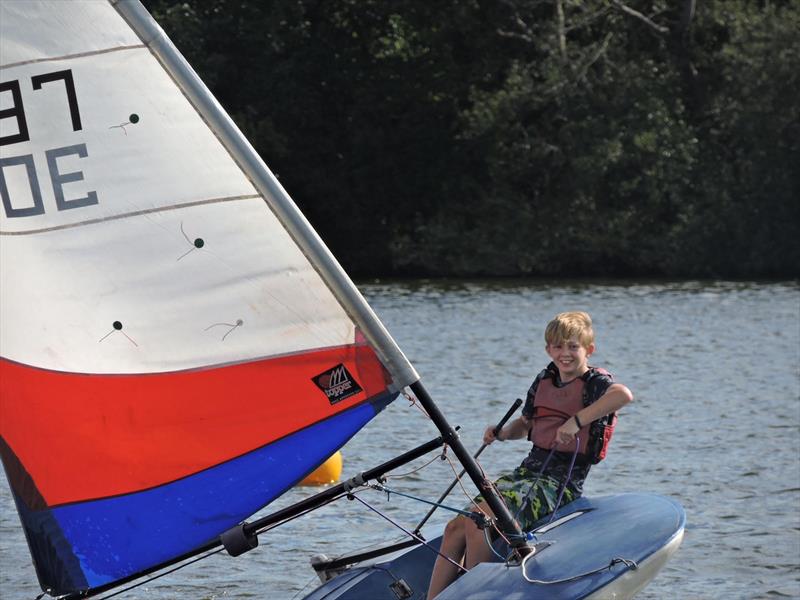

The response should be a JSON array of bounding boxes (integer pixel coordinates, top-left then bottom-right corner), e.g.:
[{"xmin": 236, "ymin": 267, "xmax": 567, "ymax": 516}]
[
  {"xmin": 0, "ymin": 44, "xmax": 146, "ymax": 71},
  {"xmin": 0, "ymin": 194, "xmax": 261, "ymax": 236}
]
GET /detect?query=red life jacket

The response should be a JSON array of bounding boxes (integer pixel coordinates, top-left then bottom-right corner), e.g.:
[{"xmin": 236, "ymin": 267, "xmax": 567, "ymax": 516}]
[{"xmin": 529, "ymin": 367, "xmax": 616, "ymax": 464}]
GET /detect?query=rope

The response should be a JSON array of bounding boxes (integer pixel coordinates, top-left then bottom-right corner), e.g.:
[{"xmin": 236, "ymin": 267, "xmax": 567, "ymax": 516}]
[
  {"xmin": 438, "ymin": 447, "xmax": 527, "ymax": 556},
  {"xmin": 514, "ymin": 435, "xmax": 640, "ymax": 586},
  {"xmin": 384, "ymin": 448, "xmax": 445, "ymax": 480},
  {"xmin": 95, "ymin": 548, "xmax": 225, "ymax": 599},
  {"xmin": 441, "ymin": 453, "xmax": 489, "ymax": 513},
  {"xmin": 513, "ymin": 435, "xmax": 580, "ymax": 525},
  {"xmin": 403, "ymin": 390, "xmax": 430, "ymax": 419},
  {"xmin": 521, "ymin": 553, "xmax": 638, "ymax": 584},
  {"xmin": 436, "ymin": 450, "xmax": 525, "ymax": 558},
  {"xmin": 289, "ymin": 575, "xmax": 323, "ymax": 600},
  {"xmin": 547, "ymin": 434, "xmax": 580, "ymax": 524},
  {"xmin": 484, "ymin": 527, "xmax": 508, "ymax": 562},
  {"xmin": 368, "ymin": 483, "xmax": 485, "ymax": 523},
  {"xmin": 255, "ymin": 495, "xmax": 347, "ymax": 536},
  {"xmin": 513, "ymin": 447, "xmax": 555, "ymax": 522},
  {"xmin": 348, "ymin": 492, "xmax": 468, "ymax": 574}
]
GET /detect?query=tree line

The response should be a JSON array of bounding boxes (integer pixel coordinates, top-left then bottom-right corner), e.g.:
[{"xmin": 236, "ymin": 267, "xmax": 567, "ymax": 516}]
[{"xmin": 143, "ymin": 0, "xmax": 799, "ymax": 278}]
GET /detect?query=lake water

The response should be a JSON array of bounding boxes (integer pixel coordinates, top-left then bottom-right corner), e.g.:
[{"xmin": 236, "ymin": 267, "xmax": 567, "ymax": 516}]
[{"xmin": 2, "ymin": 280, "xmax": 799, "ymax": 599}]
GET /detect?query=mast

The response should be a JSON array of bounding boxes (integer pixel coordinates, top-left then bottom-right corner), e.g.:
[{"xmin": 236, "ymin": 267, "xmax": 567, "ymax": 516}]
[
  {"xmin": 112, "ymin": 0, "xmax": 528, "ymax": 558},
  {"xmin": 110, "ymin": 0, "xmax": 418, "ymax": 391},
  {"xmin": 410, "ymin": 382, "xmax": 529, "ymax": 553}
]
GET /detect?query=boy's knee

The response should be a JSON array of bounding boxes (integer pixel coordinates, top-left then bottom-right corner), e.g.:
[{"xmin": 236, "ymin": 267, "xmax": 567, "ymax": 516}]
[{"xmin": 444, "ymin": 516, "xmax": 465, "ymax": 536}]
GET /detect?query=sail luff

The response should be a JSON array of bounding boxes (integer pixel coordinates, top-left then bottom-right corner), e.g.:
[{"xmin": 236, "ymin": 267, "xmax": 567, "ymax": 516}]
[{"xmin": 110, "ymin": 0, "xmax": 418, "ymax": 391}]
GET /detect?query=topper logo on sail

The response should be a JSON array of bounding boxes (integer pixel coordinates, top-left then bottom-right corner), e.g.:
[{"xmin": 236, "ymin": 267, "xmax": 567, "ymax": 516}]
[{"xmin": 312, "ymin": 364, "xmax": 363, "ymax": 404}]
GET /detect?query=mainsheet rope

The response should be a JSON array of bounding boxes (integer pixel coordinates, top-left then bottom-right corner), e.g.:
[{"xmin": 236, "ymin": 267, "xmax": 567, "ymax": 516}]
[
  {"xmin": 521, "ymin": 555, "xmax": 639, "ymax": 585},
  {"xmin": 513, "ymin": 435, "xmax": 580, "ymax": 525}
]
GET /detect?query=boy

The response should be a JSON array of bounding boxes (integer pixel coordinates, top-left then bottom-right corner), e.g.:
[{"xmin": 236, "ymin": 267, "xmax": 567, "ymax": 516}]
[{"xmin": 426, "ymin": 311, "xmax": 633, "ymax": 599}]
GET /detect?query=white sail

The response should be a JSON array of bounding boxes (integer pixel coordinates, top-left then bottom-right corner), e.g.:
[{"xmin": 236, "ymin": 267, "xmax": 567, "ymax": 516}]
[
  {"xmin": 0, "ymin": 0, "xmax": 417, "ymax": 380},
  {"xmin": 0, "ymin": 1, "xmax": 418, "ymax": 596}
]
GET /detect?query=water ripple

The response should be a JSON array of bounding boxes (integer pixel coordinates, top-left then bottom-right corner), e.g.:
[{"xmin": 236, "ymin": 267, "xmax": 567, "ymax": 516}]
[{"xmin": 1, "ymin": 279, "xmax": 798, "ymax": 599}]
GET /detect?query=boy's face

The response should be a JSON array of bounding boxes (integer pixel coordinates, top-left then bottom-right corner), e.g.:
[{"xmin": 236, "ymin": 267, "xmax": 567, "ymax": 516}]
[{"xmin": 546, "ymin": 336, "xmax": 594, "ymax": 380}]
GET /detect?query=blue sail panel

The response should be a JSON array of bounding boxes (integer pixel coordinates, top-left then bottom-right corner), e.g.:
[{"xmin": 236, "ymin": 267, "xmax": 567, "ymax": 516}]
[{"xmin": 10, "ymin": 395, "xmax": 392, "ymax": 596}]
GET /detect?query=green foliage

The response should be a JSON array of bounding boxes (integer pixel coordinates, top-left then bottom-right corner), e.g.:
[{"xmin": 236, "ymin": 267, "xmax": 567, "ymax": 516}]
[
  {"xmin": 668, "ymin": 1, "xmax": 800, "ymax": 277},
  {"xmin": 143, "ymin": 0, "xmax": 798, "ymax": 278}
]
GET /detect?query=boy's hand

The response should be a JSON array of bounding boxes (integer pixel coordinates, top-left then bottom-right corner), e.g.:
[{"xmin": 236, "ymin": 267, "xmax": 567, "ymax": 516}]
[
  {"xmin": 554, "ymin": 417, "xmax": 580, "ymax": 446},
  {"xmin": 483, "ymin": 425, "xmax": 501, "ymax": 444}
]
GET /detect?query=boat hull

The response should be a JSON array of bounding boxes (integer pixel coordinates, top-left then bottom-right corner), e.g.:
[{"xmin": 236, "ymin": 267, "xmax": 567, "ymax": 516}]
[{"xmin": 303, "ymin": 493, "xmax": 685, "ymax": 600}]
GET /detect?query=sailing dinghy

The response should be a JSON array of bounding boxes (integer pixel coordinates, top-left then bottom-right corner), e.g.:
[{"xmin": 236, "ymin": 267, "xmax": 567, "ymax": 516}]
[{"xmin": 0, "ymin": 1, "xmax": 684, "ymax": 598}]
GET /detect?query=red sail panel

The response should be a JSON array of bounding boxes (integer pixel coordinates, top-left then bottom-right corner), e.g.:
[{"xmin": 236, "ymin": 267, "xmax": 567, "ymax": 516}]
[{"xmin": 0, "ymin": 343, "xmax": 389, "ymax": 508}]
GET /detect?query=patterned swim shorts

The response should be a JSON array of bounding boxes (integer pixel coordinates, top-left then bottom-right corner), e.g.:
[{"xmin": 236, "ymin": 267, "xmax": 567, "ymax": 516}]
[{"xmin": 469, "ymin": 466, "xmax": 576, "ymax": 532}]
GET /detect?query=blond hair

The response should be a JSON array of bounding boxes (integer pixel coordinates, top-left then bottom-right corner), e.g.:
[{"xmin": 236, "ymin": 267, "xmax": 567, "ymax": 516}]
[{"xmin": 544, "ymin": 311, "xmax": 595, "ymax": 348}]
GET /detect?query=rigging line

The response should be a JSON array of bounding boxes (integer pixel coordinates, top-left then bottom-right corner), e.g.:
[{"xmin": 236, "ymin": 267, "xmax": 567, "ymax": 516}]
[
  {"xmin": 403, "ymin": 390, "xmax": 430, "ymax": 419},
  {"xmin": 348, "ymin": 493, "xmax": 468, "ymax": 574},
  {"xmin": 94, "ymin": 547, "xmax": 226, "ymax": 599},
  {"xmin": 513, "ymin": 448, "xmax": 555, "ymax": 522},
  {"xmin": 441, "ymin": 453, "xmax": 491, "ymax": 520},
  {"xmin": 511, "ymin": 441, "xmax": 578, "ymax": 526},
  {"xmin": 367, "ymin": 483, "xmax": 482, "ymax": 520},
  {"xmin": 254, "ymin": 493, "xmax": 347, "ymax": 537},
  {"xmin": 490, "ymin": 521, "xmax": 515, "ymax": 551},
  {"xmin": 439, "ymin": 452, "xmax": 519, "ymax": 548},
  {"xmin": 440, "ymin": 454, "xmax": 517, "ymax": 549},
  {"xmin": 547, "ymin": 436, "xmax": 580, "ymax": 524},
  {"xmin": 521, "ymin": 554, "xmax": 638, "ymax": 585},
  {"xmin": 484, "ymin": 527, "xmax": 509, "ymax": 563},
  {"xmin": 414, "ymin": 398, "xmax": 522, "ymax": 534},
  {"xmin": 289, "ymin": 574, "xmax": 322, "ymax": 600},
  {"xmin": 384, "ymin": 451, "xmax": 442, "ymax": 480}
]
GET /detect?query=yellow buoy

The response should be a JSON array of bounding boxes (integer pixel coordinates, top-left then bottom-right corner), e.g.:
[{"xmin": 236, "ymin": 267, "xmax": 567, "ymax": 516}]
[{"xmin": 299, "ymin": 451, "xmax": 343, "ymax": 485}]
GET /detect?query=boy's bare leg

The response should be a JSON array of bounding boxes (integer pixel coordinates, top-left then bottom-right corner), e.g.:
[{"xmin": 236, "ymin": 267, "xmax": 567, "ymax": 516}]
[
  {"xmin": 464, "ymin": 501, "xmax": 496, "ymax": 568},
  {"xmin": 428, "ymin": 502, "xmax": 498, "ymax": 599},
  {"xmin": 426, "ymin": 515, "xmax": 467, "ymax": 600}
]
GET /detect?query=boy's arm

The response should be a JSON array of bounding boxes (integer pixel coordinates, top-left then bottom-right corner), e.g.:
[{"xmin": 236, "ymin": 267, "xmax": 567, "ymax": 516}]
[
  {"xmin": 484, "ymin": 415, "xmax": 531, "ymax": 444},
  {"xmin": 555, "ymin": 383, "xmax": 633, "ymax": 444}
]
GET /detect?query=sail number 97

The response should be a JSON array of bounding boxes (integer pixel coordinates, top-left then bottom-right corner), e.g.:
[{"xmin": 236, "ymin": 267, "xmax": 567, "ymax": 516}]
[{"xmin": 0, "ymin": 69, "xmax": 98, "ymax": 219}]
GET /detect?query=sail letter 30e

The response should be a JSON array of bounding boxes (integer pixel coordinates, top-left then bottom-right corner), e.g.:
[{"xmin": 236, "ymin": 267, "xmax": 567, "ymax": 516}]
[{"xmin": 0, "ymin": 69, "xmax": 98, "ymax": 218}]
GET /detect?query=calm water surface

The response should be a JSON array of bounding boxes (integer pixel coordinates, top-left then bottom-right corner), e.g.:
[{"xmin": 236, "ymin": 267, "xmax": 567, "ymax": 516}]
[{"xmin": 2, "ymin": 280, "xmax": 799, "ymax": 599}]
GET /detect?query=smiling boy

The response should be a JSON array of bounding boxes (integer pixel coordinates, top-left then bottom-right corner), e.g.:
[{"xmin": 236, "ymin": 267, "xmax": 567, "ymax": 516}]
[{"xmin": 427, "ymin": 311, "xmax": 633, "ymax": 600}]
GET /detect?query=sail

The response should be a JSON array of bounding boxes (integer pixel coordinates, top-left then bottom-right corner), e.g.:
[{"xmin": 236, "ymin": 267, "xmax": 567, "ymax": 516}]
[{"xmin": 0, "ymin": 0, "xmax": 418, "ymax": 596}]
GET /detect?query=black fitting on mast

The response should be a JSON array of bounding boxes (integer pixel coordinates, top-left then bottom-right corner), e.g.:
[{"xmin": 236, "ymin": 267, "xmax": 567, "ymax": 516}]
[
  {"xmin": 440, "ymin": 427, "xmax": 460, "ymax": 446},
  {"xmin": 409, "ymin": 382, "xmax": 531, "ymax": 555},
  {"xmin": 221, "ymin": 522, "xmax": 259, "ymax": 557}
]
